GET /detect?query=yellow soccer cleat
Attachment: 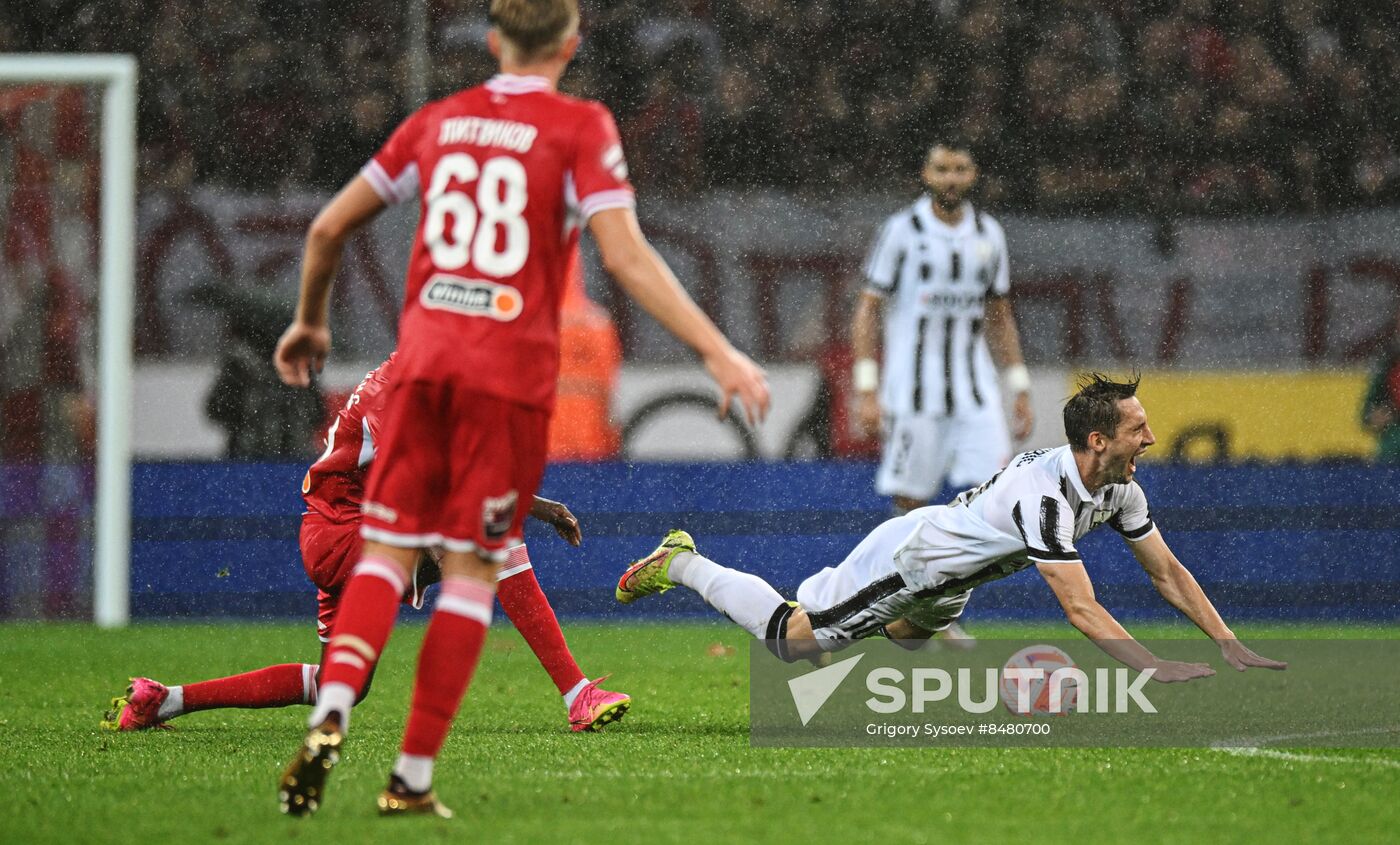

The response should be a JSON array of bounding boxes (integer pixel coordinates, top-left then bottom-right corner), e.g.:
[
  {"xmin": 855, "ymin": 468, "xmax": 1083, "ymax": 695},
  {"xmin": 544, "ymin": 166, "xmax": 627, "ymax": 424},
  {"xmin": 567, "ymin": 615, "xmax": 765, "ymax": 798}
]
[
  {"xmin": 615, "ymin": 529, "xmax": 695, "ymax": 604},
  {"xmin": 278, "ymin": 718, "xmax": 343, "ymax": 817},
  {"xmin": 377, "ymin": 777, "xmax": 454, "ymax": 819}
]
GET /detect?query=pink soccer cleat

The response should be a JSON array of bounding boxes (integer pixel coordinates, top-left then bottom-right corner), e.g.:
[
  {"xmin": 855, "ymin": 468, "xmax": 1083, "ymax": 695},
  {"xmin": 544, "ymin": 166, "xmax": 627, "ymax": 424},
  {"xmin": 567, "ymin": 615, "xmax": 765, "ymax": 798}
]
[
  {"xmin": 567, "ymin": 677, "xmax": 631, "ymax": 733},
  {"xmin": 102, "ymin": 677, "xmax": 170, "ymax": 731}
]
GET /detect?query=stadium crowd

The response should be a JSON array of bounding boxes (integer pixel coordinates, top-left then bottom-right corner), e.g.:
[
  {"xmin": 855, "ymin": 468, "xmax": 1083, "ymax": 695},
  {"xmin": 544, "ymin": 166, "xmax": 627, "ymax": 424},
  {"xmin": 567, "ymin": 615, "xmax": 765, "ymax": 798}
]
[{"xmin": 4, "ymin": 0, "xmax": 1400, "ymax": 212}]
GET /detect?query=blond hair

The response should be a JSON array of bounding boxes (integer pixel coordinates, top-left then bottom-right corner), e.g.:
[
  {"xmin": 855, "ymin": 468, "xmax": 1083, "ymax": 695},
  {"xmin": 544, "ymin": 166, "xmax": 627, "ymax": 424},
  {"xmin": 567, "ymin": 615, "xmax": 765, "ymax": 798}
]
[{"xmin": 490, "ymin": 0, "xmax": 579, "ymax": 62}]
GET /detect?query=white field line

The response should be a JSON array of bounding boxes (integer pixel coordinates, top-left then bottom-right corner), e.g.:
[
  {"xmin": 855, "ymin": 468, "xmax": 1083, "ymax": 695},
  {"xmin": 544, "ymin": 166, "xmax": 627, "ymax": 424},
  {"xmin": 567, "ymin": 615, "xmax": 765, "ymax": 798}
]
[
  {"xmin": 1210, "ymin": 726, "xmax": 1400, "ymax": 747},
  {"xmin": 1214, "ymin": 747, "xmax": 1400, "ymax": 770},
  {"xmin": 508, "ymin": 768, "xmax": 789, "ymax": 780},
  {"xmin": 1210, "ymin": 726, "xmax": 1400, "ymax": 769}
]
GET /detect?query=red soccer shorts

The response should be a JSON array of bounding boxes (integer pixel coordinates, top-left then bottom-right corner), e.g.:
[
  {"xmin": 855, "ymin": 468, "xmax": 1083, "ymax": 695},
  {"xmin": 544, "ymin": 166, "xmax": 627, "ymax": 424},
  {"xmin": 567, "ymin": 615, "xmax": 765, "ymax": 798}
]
[
  {"xmin": 359, "ymin": 381, "xmax": 549, "ymax": 561},
  {"xmin": 299, "ymin": 512, "xmax": 363, "ymax": 642}
]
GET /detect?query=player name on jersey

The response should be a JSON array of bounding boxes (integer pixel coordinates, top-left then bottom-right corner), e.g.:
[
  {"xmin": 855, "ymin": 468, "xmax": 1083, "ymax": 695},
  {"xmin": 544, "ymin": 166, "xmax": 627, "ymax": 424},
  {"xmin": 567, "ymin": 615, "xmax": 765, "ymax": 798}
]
[{"xmin": 438, "ymin": 117, "xmax": 538, "ymax": 152}]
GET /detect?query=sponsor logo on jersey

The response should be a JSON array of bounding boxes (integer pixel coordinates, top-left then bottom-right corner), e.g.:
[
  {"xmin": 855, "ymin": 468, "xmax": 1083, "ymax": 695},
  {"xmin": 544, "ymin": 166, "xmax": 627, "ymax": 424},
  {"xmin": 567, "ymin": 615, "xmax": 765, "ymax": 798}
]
[
  {"xmin": 420, "ymin": 275, "xmax": 524, "ymax": 321},
  {"xmin": 918, "ymin": 289, "xmax": 986, "ymax": 311},
  {"xmin": 482, "ymin": 490, "xmax": 519, "ymax": 540}
]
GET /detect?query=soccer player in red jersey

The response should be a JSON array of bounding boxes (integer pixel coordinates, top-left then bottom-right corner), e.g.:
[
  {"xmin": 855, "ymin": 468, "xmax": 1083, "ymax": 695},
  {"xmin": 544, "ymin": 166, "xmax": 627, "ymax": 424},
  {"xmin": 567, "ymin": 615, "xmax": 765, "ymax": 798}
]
[
  {"xmin": 272, "ymin": 0, "xmax": 770, "ymax": 818},
  {"xmin": 104, "ymin": 353, "xmax": 627, "ymax": 734}
]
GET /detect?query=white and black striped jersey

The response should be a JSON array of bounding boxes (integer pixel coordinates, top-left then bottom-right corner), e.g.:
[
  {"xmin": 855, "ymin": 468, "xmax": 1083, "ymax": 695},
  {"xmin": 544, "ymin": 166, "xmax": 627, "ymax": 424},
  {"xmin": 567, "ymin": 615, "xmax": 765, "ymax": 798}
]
[
  {"xmin": 863, "ymin": 197, "xmax": 1011, "ymax": 418},
  {"xmin": 891, "ymin": 446, "xmax": 1156, "ymax": 597}
]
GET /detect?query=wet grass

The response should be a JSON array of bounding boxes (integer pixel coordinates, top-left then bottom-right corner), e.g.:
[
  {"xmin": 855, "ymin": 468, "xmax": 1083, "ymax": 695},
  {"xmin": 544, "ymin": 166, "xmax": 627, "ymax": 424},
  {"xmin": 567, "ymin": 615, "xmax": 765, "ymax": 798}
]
[{"xmin": 2, "ymin": 621, "xmax": 1397, "ymax": 844}]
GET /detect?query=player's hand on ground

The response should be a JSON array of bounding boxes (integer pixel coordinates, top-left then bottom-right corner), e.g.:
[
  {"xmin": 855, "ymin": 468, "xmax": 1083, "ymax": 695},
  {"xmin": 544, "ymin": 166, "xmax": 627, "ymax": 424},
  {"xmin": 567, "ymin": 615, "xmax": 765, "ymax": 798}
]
[
  {"xmin": 1147, "ymin": 659, "xmax": 1216, "ymax": 683},
  {"xmin": 273, "ymin": 321, "xmax": 331, "ymax": 387},
  {"xmin": 530, "ymin": 496, "xmax": 582, "ymax": 546},
  {"xmin": 704, "ymin": 345, "xmax": 770, "ymax": 426},
  {"xmin": 1219, "ymin": 640, "xmax": 1288, "ymax": 672},
  {"xmin": 856, "ymin": 392, "xmax": 881, "ymax": 440},
  {"xmin": 1011, "ymin": 392, "xmax": 1034, "ymax": 442}
]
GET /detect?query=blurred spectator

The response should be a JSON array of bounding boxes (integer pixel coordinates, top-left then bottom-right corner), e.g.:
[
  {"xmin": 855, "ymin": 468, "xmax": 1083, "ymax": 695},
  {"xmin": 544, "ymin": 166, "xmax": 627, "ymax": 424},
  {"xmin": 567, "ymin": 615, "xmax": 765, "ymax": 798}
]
[
  {"xmin": 311, "ymin": 90, "xmax": 399, "ymax": 187},
  {"xmin": 1362, "ymin": 310, "xmax": 1400, "ymax": 464},
  {"xmin": 1354, "ymin": 132, "xmax": 1400, "ymax": 205},
  {"xmin": 193, "ymin": 283, "xmax": 324, "ymax": 460},
  {"xmin": 3, "ymin": 0, "xmax": 1399, "ymax": 212},
  {"xmin": 624, "ymin": 44, "xmax": 707, "ymax": 194}
]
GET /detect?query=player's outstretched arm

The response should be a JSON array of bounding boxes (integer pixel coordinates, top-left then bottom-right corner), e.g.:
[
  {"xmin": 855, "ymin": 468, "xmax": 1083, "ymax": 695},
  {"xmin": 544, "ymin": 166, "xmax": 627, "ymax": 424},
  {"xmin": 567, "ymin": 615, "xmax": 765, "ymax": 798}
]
[
  {"xmin": 588, "ymin": 207, "xmax": 770, "ymax": 425},
  {"xmin": 1129, "ymin": 532, "xmax": 1287, "ymax": 671},
  {"xmin": 1036, "ymin": 562, "xmax": 1215, "ymax": 682},
  {"xmin": 274, "ymin": 176, "xmax": 387, "ymax": 386},
  {"xmin": 529, "ymin": 496, "xmax": 581, "ymax": 546}
]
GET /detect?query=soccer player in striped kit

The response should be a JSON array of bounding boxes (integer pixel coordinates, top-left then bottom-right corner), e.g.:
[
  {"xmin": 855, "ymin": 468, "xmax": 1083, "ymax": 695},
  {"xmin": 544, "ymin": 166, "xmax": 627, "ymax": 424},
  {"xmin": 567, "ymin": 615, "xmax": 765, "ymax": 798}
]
[
  {"xmin": 851, "ymin": 137, "xmax": 1035, "ymax": 516},
  {"xmin": 618, "ymin": 375, "xmax": 1285, "ymax": 680}
]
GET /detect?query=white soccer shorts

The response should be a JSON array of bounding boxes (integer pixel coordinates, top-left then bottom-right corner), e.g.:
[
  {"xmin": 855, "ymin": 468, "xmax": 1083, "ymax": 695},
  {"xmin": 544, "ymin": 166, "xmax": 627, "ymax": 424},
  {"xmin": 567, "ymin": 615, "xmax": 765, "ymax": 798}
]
[
  {"xmin": 796, "ymin": 511, "xmax": 970, "ymax": 651},
  {"xmin": 875, "ymin": 404, "xmax": 1010, "ymax": 502}
]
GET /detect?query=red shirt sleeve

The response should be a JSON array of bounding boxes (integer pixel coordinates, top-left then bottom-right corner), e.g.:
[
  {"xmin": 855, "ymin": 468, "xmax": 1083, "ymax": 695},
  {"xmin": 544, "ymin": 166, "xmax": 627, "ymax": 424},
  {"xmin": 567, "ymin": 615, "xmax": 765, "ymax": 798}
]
[
  {"xmin": 572, "ymin": 102, "xmax": 635, "ymax": 221},
  {"xmin": 361, "ymin": 110, "xmax": 425, "ymax": 206}
]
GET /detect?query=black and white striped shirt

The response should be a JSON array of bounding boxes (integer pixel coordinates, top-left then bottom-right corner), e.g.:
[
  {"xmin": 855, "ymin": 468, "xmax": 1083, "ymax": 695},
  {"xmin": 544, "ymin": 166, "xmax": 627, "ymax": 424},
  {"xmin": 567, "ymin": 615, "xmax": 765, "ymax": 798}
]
[
  {"xmin": 892, "ymin": 446, "xmax": 1156, "ymax": 597},
  {"xmin": 863, "ymin": 197, "xmax": 1011, "ymax": 418}
]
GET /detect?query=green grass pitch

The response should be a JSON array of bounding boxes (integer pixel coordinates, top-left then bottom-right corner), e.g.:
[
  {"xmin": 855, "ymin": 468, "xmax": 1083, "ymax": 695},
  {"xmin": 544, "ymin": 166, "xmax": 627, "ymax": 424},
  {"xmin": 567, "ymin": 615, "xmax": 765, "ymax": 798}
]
[{"xmin": 3, "ymin": 621, "xmax": 1398, "ymax": 844}]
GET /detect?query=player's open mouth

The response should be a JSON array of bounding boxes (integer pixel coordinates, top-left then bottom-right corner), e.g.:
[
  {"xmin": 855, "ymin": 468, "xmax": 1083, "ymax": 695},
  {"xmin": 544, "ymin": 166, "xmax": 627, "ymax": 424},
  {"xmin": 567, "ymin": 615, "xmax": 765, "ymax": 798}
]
[{"xmin": 1128, "ymin": 449, "xmax": 1147, "ymax": 474}]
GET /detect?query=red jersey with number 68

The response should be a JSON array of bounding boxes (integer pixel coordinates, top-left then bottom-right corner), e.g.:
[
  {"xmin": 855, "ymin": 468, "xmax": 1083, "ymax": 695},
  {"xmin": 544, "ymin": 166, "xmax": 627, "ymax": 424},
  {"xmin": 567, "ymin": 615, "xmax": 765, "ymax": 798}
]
[
  {"xmin": 361, "ymin": 74, "xmax": 634, "ymax": 412},
  {"xmin": 301, "ymin": 355, "xmax": 396, "ymax": 523}
]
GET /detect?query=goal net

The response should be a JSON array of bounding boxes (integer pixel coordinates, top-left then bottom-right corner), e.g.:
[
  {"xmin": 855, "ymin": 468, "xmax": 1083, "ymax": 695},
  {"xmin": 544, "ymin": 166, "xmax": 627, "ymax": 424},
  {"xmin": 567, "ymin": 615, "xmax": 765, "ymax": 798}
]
[{"xmin": 0, "ymin": 55, "xmax": 135, "ymax": 626}]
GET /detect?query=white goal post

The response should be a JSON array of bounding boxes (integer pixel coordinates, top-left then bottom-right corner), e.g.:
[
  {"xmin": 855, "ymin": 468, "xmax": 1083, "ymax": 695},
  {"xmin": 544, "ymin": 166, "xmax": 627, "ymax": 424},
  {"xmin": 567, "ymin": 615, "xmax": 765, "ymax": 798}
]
[{"xmin": 0, "ymin": 55, "xmax": 137, "ymax": 627}]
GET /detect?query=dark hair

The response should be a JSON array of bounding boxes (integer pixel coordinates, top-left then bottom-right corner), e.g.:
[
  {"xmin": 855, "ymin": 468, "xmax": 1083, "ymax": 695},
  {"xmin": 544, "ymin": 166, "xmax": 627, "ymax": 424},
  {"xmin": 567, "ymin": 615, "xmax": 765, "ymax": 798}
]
[
  {"xmin": 926, "ymin": 135, "xmax": 975, "ymax": 161},
  {"xmin": 1064, "ymin": 372, "xmax": 1141, "ymax": 450},
  {"xmin": 489, "ymin": 0, "xmax": 578, "ymax": 60}
]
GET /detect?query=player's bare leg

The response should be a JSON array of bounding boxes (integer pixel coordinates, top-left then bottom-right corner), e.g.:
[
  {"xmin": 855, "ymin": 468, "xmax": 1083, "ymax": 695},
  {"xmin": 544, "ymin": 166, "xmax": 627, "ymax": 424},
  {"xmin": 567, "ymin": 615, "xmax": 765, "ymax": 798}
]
[
  {"xmin": 772, "ymin": 608, "xmax": 828, "ymax": 664},
  {"xmin": 378, "ymin": 548, "xmax": 498, "ymax": 818},
  {"xmin": 881, "ymin": 618, "xmax": 934, "ymax": 641},
  {"xmin": 934, "ymin": 621, "xmax": 976, "ymax": 649},
  {"xmin": 279, "ymin": 541, "xmax": 416, "ymax": 817}
]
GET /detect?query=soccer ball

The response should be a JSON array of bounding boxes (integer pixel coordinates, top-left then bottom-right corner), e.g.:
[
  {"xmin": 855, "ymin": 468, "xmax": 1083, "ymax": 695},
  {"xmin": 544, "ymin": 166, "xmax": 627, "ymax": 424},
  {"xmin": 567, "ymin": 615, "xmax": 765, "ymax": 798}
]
[{"xmin": 1000, "ymin": 645, "xmax": 1079, "ymax": 716}]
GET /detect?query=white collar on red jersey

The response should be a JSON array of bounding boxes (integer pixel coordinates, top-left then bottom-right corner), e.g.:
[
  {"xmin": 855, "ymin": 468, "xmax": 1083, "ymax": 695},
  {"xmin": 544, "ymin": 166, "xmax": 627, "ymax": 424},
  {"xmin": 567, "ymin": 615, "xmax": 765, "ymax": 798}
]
[{"xmin": 486, "ymin": 74, "xmax": 554, "ymax": 95}]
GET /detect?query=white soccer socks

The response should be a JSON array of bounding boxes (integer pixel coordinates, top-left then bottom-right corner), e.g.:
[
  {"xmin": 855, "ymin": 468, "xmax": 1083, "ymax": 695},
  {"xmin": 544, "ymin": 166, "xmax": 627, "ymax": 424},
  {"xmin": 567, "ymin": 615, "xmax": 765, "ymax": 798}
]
[
  {"xmin": 667, "ymin": 551, "xmax": 786, "ymax": 639},
  {"xmin": 561, "ymin": 677, "xmax": 590, "ymax": 710},
  {"xmin": 392, "ymin": 753, "xmax": 435, "ymax": 793},
  {"xmin": 157, "ymin": 686, "xmax": 184, "ymax": 721},
  {"xmin": 307, "ymin": 682, "xmax": 356, "ymax": 731}
]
